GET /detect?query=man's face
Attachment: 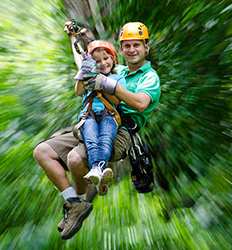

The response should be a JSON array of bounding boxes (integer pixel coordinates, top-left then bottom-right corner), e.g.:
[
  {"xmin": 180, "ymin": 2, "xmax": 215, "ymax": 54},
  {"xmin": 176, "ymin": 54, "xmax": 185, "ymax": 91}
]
[{"xmin": 120, "ymin": 40, "xmax": 148, "ymax": 65}]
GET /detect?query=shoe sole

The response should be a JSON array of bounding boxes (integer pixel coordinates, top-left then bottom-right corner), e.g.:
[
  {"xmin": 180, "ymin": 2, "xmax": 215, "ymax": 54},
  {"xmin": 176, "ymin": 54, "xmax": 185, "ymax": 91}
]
[
  {"xmin": 98, "ymin": 168, "xmax": 113, "ymax": 195},
  {"xmin": 61, "ymin": 203, "xmax": 93, "ymax": 240},
  {"xmin": 84, "ymin": 175, "xmax": 100, "ymax": 186},
  {"xmin": 101, "ymin": 168, "xmax": 113, "ymax": 185},
  {"xmin": 57, "ymin": 220, "xmax": 64, "ymax": 232},
  {"xmin": 98, "ymin": 183, "xmax": 108, "ymax": 196}
]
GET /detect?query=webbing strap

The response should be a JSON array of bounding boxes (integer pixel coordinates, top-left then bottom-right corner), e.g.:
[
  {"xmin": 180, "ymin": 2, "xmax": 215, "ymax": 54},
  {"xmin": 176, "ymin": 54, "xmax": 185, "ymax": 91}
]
[
  {"xmin": 73, "ymin": 97, "xmax": 93, "ymax": 133},
  {"xmin": 78, "ymin": 91, "xmax": 121, "ymax": 127},
  {"xmin": 95, "ymin": 92, "xmax": 121, "ymax": 125}
]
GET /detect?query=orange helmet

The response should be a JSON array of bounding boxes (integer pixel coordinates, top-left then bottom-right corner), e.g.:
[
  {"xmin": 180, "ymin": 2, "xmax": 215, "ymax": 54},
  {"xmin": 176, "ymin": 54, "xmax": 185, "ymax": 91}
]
[
  {"xmin": 119, "ymin": 22, "xmax": 149, "ymax": 41},
  {"xmin": 87, "ymin": 40, "xmax": 117, "ymax": 63}
]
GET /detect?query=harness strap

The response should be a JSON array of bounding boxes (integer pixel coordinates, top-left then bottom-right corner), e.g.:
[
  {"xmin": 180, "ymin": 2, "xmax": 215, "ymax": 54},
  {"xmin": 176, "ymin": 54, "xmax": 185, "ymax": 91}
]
[
  {"xmin": 95, "ymin": 92, "xmax": 121, "ymax": 126},
  {"xmin": 75, "ymin": 91, "xmax": 121, "ymax": 131},
  {"xmin": 102, "ymin": 93, "xmax": 120, "ymax": 106},
  {"xmin": 73, "ymin": 95, "xmax": 94, "ymax": 134}
]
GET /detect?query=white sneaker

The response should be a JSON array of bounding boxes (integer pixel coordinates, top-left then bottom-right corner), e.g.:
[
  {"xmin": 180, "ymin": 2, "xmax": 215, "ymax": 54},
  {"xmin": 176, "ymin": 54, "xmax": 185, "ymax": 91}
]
[{"xmin": 84, "ymin": 167, "xmax": 103, "ymax": 185}]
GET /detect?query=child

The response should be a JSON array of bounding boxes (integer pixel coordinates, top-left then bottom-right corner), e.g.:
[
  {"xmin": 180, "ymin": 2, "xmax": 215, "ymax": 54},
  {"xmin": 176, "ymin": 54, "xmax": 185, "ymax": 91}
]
[{"xmin": 75, "ymin": 40, "xmax": 126, "ymax": 192}]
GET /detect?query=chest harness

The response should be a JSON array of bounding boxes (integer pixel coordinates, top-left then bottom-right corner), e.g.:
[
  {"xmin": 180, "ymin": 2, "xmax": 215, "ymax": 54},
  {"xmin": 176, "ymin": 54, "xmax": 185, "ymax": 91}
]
[{"xmin": 73, "ymin": 91, "xmax": 121, "ymax": 135}]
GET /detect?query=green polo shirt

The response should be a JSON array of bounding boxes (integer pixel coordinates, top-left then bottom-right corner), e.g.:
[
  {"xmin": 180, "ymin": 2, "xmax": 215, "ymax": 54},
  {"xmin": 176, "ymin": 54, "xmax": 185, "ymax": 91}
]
[{"xmin": 115, "ymin": 61, "xmax": 160, "ymax": 128}]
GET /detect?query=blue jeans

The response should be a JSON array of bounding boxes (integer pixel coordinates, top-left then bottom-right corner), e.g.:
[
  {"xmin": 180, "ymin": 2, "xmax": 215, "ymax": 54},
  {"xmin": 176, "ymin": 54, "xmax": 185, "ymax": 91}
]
[{"xmin": 80, "ymin": 112, "xmax": 117, "ymax": 169}]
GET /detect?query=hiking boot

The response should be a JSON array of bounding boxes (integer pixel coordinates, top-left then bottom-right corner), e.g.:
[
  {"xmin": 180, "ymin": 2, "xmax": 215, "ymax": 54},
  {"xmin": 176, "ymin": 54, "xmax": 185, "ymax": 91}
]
[
  {"xmin": 84, "ymin": 166, "xmax": 103, "ymax": 185},
  {"xmin": 61, "ymin": 198, "xmax": 93, "ymax": 240},
  {"xmin": 98, "ymin": 168, "xmax": 113, "ymax": 195},
  {"xmin": 57, "ymin": 185, "xmax": 97, "ymax": 233},
  {"xmin": 57, "ymin": 218, "xmax": 65, "ymax": 232}
]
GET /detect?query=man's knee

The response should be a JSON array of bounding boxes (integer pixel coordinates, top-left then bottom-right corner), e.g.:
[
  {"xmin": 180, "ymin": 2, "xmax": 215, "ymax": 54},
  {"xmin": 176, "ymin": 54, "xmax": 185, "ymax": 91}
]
[
  {"xmin": 112, "ymin": 128, "xmax": 131, "ymax": 161},
  {"xmin": 33, "ymin": 142, "xmax": 56, "ymax": 163},
  {"xmin": 67, "ymin": 150, "xmax": 84, "ymax": 170}
]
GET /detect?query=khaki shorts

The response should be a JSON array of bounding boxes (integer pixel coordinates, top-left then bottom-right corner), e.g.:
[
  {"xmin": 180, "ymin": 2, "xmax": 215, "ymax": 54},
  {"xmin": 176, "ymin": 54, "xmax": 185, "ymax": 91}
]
[{"xmin": 43, "ymin": 126, "xmax": 131, "ymax": 168}]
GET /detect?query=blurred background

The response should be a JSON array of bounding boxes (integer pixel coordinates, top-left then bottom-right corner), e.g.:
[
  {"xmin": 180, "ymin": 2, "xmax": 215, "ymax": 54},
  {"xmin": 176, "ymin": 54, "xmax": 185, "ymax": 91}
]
[{"xmin": 0, "ymin": 0, "xmax": 231, "ymax": 249}]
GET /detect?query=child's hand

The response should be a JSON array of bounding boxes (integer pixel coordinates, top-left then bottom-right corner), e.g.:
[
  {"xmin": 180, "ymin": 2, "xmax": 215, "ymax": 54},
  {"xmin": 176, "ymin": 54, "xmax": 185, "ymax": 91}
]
[
  {"xmin": 81, "ymin": 53, "xmax": 97, "ymax": 73},
  {"xmin": 75, "ymin": 53, "xmax": 99, "ymax": 80},
  {"xmin": 64, "ymin": 19, "xmax": 81, "ymax": 36},
  {"xmin": 64, "ymin": 20, "xmax": 78, "ymax": 36}
]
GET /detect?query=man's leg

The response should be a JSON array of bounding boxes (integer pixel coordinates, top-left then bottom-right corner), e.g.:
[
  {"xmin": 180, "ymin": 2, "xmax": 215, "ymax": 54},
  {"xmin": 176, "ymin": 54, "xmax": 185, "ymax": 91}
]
[
  {"xmin": 34, "ymin": 133, "xmax": 92, "ymax": 240},
  {"xmin": 33, "ymin": 142, "xmax": 70, "ymax": 191},
  {"xmin": 52, "ymin": 127, "xmax": 130, "ymax": 239},
  {"xmin": 34, "ymin": 141, "xmax": 81, "ymax": 200},
  {"xmin": 58, "ymin": 146, "xmax": 94, "ymax": 239},
  {"xmin": 67, "ymin": 148, "xmax": 98, "ymax": 202},
  {"xmin": 67, "ymin": 147, "xmax": 89, "ymax": 194},
  {"xmin": 111, "ymin": 127, "xmax": 131, "ymax": 161}
]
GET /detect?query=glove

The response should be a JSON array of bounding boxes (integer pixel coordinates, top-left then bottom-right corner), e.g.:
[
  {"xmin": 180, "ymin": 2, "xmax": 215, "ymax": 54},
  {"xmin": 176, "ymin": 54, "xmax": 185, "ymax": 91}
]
[
  {"xmin": 75, "ymin": 53, "xmax": 99, "ymax": 80},
  {"xmin": 81, "ymin": 53, "xmax": 97, "ymax": 73},
  {"xmin": 84, "ymin": 74, "xmax": 118, "ymax": 94}
]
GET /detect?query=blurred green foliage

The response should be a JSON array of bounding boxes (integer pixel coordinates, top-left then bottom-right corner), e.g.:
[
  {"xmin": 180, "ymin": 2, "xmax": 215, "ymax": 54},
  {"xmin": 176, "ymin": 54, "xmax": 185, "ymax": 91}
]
[{"xmin": 0, "ymin": 0, "xmax": 231, "ymax": 249}]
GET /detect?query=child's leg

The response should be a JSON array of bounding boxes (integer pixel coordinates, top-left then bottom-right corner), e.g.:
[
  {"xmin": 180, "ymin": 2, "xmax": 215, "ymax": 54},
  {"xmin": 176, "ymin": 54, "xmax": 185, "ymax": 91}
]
[
  {"xmin": 98, "ymin": 115, "xmax": 118, "ymax": 164},
  {"xmin": 97, "ymin": 115, "xmax": 118, "ymax": 193},
  {"xmin": 83, "ymin": 114, "xmax": 117, "ymax": 188},
  {"xmin": 80, "ymin": 116, "xmax": 99, "ymax": 168}
]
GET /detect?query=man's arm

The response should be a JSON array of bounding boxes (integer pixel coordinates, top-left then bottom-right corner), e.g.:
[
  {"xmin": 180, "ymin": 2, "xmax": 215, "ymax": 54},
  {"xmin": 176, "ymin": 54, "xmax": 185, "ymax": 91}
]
[
  {"xmin": 115, "ymin": 84, "xmax": 151, "ymax": 112},
  {"xmin": 84, "ymin": 74, "xmax": 151, "ymax": 111}
]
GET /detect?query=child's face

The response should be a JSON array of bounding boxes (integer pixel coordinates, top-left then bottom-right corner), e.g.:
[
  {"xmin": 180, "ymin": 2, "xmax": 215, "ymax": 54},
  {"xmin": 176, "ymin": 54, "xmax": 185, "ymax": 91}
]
[{"xmin": 92, "ymin": 48, "xmax": 114, "ymax": 75}]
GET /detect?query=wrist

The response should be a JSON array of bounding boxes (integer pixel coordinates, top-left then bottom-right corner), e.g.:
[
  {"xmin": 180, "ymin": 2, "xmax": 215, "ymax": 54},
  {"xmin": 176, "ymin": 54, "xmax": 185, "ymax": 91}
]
[{"xmin": 114, "ymin": 83, "xmax": 120, "ymax": 98}]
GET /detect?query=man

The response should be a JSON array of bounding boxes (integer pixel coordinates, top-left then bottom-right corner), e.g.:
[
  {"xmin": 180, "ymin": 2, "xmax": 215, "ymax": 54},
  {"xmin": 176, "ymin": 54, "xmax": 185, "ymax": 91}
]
[{"xmin": 33, "ymin": 21, "xmax": 160, "ymax": 240}]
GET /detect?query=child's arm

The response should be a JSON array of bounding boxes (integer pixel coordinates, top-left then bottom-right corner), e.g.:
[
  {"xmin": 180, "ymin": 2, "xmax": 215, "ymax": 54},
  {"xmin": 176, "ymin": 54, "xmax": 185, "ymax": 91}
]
[
  {"xmin": 75, "ymin": 80, "xmax": 85, "ymax": 96},
  {"xmin": 64, "ymin": 21, "xmax": 83, "ymax": 69},
  {"xmin": 70, "ymin": 36, "xmax": 83, "ymax": 69},
  {"xmin": 64, "ymin": 21, "xmax": 95, "ymax": 70}
]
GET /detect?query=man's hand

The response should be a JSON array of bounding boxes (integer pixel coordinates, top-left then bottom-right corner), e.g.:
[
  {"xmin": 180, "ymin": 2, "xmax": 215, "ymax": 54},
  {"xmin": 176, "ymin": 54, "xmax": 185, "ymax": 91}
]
[
  {"xmin": 84, "ymin": 74, "xmax": 118, "ymax": 94},
  {"xmin": 75, "ymin": 53, "xmax": 99, "ymax": 80}
]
